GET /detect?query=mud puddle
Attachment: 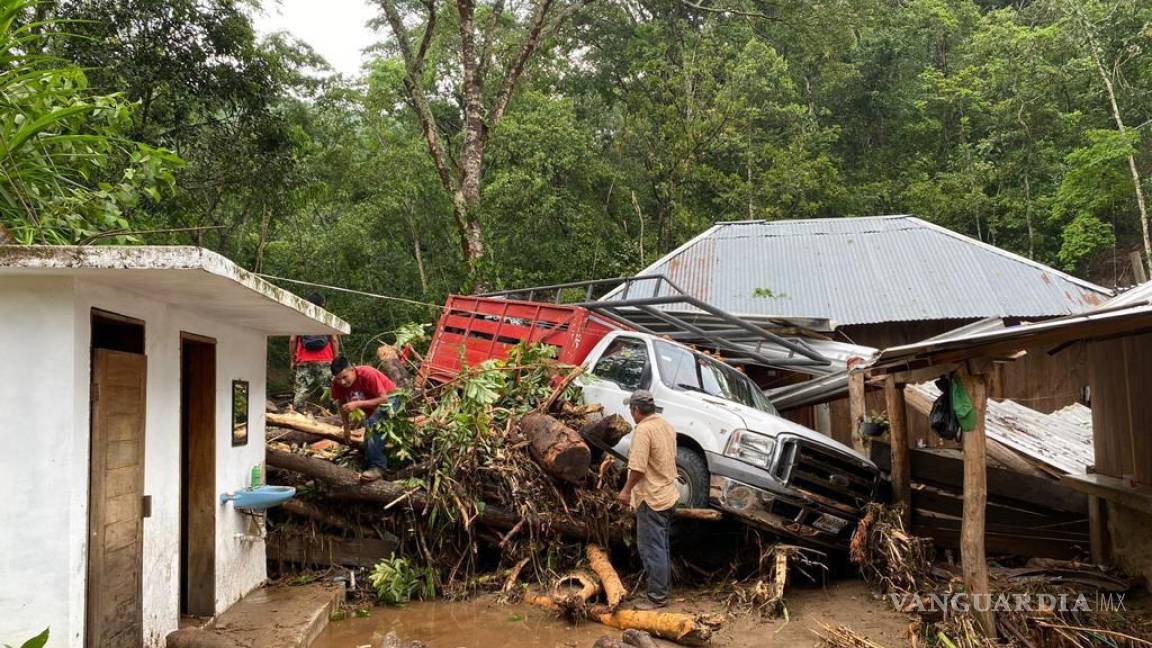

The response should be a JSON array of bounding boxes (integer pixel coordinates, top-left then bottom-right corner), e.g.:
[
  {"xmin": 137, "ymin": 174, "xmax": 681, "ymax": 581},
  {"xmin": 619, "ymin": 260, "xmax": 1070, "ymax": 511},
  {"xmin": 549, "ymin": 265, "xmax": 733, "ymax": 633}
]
[
  {"xmin": 314, "ymin": 598, "xmax": 606, "ymax": 648},
  {"xmin": 313, "ymin": 581, "xmax": 909, "ymax": 648}
]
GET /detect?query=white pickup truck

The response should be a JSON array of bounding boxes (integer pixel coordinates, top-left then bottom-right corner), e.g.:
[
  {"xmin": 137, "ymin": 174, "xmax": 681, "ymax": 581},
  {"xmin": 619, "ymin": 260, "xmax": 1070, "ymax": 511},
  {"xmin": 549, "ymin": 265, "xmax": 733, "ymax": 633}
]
[
  {"xmin": 580, "ymin": 330, "xmax": 881, "ymax": 548},
  {"xmin": 422, "ymin": 296, "xmax": 882, "ymax": 548}
]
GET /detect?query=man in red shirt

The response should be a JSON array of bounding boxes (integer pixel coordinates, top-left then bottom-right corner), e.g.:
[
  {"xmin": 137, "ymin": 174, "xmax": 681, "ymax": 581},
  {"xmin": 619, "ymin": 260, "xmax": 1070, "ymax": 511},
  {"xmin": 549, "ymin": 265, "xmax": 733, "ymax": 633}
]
[
  {"xmin": 330, "ymin": 355, "xmax": 397, "ymax": 481},
  {"xmin": 289, "ymin": 293, "xmax": 340, "ymax": 410}
]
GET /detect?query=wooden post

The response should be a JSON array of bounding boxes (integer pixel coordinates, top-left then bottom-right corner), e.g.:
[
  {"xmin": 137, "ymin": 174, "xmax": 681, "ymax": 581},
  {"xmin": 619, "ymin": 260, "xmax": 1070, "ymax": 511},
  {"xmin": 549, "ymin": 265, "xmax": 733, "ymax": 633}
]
[
  {"xmin": 1088, "ymin": 496, "xmax": 1110, "ymax": 564},
  {"xmin": 884, "ymin": 375, "xmax": 911, "ymax": 527},
  {"xmin": 848, "ymin": 370, "xmax": 867, "ymax": 453},
  {"xmin": 957, "ymin": 365, "xmax": 995, "ymax": 636}
]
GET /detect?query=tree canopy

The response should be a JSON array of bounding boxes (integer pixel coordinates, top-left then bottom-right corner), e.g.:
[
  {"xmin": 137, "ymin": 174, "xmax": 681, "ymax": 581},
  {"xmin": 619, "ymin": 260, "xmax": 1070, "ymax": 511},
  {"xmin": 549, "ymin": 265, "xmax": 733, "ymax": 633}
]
[{"xmin": 4, "ymin": 0, "xmax": 1152, "ymax": 355}]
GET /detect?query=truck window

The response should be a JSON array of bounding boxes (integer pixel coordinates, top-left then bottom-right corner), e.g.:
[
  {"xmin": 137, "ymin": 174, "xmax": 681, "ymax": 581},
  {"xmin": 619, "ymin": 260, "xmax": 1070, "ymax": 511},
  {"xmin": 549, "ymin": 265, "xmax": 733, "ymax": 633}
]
[
  {"xmin": 591, "ymin": 338, "xmax": 650, "ymax": 390},
  {"xmin": 654, "ymin": 340, "xmax": 778, "ymax": 415}
]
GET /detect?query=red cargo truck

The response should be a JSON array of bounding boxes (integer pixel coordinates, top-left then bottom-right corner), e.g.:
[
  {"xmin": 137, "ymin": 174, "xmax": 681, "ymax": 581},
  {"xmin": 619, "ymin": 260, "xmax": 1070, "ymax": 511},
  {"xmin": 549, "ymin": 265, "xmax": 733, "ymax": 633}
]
[{"xmin": 420, "ymin": 295, "xmax": 626, "ymax": 383}]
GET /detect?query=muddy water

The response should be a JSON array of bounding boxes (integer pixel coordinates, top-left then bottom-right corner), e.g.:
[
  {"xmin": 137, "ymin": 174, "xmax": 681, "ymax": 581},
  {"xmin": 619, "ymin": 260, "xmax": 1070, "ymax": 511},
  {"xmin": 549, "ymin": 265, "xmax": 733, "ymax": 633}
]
[
  {"xmin": 314, "ymin": 582, "xmax": 910, "ymax": 648},
  {"xmin": 314, "ymin": 598, "xmax": 608, "ymax": 648}
]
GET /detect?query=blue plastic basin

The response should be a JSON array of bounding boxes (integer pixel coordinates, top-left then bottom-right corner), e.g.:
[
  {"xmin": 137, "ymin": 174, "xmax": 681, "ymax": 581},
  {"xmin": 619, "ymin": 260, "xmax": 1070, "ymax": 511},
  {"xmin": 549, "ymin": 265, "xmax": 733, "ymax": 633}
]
[{"xmin": 220, "ymin": 485, "xmax": 296, "ymax": 510}]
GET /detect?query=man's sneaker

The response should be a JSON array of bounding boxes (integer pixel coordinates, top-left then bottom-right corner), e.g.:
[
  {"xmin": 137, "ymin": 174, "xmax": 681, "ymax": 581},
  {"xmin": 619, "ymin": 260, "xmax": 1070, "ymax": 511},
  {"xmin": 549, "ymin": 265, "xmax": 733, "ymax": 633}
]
[
  {"xmin": 359, "ymin": 467, "xmax": 384, "ymax": 482},
  {"xmin": 632, "ymin": 597, "xmax": 668, "ymax": 611}
]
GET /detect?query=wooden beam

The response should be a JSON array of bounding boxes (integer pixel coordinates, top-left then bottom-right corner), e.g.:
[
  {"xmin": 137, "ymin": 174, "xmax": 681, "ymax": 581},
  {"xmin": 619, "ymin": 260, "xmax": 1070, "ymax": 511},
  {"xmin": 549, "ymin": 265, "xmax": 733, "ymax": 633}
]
[
  {"xmin": 956, "ymin": 366, "xmax": 994, "ymax": 636},
  {"xmin": 1088, "ymin": 496, "xmax": 1110, "ymax": 564},
  {"xmin": 867, "ymin": 362, "xmax": 960, "ymax": 385},
  {"xmin": 1061, "ymin": 472, "xmax": 1152, "ymax": 515},
  {"xmin": 870, "ymin": 443, "xmax": 1088, "ymax": 515},
  {"xmin": 884, "ymin": 375, "xmax": 910, "ymax": 527},
  {"xmin": 848, "ymin": 371, "xmax": 867, "ymax": 453}
]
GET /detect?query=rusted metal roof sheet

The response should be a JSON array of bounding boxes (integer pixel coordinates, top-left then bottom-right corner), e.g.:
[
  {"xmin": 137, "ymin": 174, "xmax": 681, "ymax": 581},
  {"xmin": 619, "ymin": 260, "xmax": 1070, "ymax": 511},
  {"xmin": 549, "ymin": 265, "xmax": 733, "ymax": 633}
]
[
  {"xmin": 913, "ymin": 383, "xmax": 1093, "ymax": 475},
  {"xmin": 607, "ymin": 216, "xmax": 1110, "ymax": 327}
]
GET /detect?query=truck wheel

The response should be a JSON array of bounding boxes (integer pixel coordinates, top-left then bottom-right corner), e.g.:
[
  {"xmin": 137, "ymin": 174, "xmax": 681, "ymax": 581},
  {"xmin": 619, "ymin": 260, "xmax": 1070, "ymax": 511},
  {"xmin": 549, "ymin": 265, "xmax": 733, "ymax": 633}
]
[{"xmin": 675, "ymin": 447, "xmax": 709, "ymax": 508}]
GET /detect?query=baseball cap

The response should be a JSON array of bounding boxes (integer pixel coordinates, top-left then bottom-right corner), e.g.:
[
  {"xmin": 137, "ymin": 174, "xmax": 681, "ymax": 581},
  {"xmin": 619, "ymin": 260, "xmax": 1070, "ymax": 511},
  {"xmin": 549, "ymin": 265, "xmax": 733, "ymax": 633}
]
[{"xmin": 623, "ymin": 389, "xmax": 660, "ymax": 411}]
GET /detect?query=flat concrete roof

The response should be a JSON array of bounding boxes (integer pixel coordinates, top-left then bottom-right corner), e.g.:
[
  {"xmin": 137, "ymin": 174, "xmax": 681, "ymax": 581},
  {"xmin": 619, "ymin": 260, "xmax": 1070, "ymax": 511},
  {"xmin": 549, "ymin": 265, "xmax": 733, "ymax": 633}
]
[{"xmin": 0, "ymin": 246, "xmax": 350, "ymax": 335}]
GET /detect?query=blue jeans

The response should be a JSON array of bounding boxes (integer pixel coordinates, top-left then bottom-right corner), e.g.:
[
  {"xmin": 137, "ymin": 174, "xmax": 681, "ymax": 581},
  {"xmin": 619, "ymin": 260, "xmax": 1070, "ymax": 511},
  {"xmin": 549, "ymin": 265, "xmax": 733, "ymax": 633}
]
[
  {"xmin": 362, "ymin": 396, "xmax": 400, "ymax": 472},
  {"xmin": 636, "ymin": 502, "xmax": 673, "ymax": 602}
]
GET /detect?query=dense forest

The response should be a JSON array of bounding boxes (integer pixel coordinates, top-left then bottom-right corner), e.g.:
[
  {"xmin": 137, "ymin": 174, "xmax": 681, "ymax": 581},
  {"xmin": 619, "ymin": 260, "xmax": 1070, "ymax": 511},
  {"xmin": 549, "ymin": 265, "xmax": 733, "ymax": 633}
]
[{"xmin": 3, "ymin": 0, "xmax": 1152, "ymax": 352}]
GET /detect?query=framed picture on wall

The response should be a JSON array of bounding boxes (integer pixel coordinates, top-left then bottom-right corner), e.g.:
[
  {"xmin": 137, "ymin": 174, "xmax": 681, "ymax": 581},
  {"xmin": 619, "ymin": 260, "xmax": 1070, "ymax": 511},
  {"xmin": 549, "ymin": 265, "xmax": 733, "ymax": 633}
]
[{"xmin": 232, "ymin": 380, "xmax": 249, "ymax": 446}]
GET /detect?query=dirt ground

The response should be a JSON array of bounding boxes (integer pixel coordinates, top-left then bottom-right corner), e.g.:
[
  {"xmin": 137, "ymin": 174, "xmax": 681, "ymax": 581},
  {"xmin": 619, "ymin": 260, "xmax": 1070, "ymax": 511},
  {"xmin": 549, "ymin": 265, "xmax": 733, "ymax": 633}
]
[{"xmin": 313, "ymin": 579, "xmax": 910, "ymax": 648}]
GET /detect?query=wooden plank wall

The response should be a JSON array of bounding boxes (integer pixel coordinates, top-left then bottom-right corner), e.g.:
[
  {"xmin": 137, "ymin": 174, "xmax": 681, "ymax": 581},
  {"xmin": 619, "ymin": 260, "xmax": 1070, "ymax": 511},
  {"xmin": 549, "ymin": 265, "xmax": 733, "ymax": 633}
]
[{"xmin": 1088, "ymin": 332, "xmax": 1152, "ymax": 484}]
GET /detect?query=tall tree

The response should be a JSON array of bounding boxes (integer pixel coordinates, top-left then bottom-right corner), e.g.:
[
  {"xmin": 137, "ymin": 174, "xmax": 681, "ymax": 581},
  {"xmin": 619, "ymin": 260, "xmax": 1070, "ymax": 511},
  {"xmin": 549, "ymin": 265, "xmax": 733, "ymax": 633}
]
[{"xmin": 372, "ymin": 0, "xmax": 597, "ymax": 283}]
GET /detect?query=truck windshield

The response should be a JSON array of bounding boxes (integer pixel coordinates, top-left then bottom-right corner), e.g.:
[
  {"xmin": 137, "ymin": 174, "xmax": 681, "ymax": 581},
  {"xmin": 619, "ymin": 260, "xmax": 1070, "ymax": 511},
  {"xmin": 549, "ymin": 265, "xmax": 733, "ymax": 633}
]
[{"xmin": 653, "ymin": 340, "xmax": 778, "ymax": 415}]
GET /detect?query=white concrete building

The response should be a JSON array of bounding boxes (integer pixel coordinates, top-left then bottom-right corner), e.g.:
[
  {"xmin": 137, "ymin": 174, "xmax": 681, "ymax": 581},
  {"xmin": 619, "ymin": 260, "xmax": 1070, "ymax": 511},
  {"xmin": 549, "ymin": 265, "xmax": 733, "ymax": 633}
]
[{"xmin": 0, "ymin": 246, "xmax": 350, "ymax": 648}]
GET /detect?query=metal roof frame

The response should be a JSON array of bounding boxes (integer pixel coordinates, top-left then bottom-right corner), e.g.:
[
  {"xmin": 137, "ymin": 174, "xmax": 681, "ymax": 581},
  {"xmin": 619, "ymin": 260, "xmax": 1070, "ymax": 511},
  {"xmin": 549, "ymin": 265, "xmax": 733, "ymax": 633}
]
[{"xmin": 483, "ymin": 275, "xmax": 833, "ymax": 370}]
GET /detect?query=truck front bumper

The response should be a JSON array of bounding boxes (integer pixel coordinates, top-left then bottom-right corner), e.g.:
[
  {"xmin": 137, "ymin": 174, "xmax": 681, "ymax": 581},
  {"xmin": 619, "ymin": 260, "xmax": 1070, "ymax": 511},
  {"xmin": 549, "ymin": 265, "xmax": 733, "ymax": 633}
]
[{"xmin": 700, "ymin": 454, "xmax": 866, "ymax": 544}]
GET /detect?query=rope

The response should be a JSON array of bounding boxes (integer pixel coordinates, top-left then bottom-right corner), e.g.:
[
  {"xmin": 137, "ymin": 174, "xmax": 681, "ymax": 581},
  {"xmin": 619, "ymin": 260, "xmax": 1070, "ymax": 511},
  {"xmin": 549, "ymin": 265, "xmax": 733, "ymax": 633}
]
[{"xmin": 256, "ymin": 274, "xmax": 446, "ymax": 309}]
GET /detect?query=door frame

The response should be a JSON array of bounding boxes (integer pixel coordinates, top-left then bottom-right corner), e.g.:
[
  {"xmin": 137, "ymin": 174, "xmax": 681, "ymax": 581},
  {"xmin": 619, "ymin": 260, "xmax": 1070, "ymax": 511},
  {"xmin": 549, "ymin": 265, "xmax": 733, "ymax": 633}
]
[{"xmin": 180, "ymin": 332, "xmax": 217, "ymax": 617}]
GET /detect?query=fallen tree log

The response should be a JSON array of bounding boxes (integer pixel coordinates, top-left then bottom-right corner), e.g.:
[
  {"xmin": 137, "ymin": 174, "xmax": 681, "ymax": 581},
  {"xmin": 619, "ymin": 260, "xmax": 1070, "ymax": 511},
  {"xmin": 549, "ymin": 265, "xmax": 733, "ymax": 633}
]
[
  {"xmin": 267, "ymin": 533, "xmax": 398, "ymax": 569},
  {"xmin": 267, "ymin": 412, "xmax": 362, "ymax": 448},
  {"xmin": 593, "ymin": 609, "xmax": 722, "ymax": 647},
  {"xmin": 526, "ymin": 593, "xmax": 722, "ymax": 646},
  {"xmin": 520, "ymin": 413, "xmax": 592, "ymax": 484},
  {"xmin": 673, "ymin": 508, "xmax": 722, "ymax": 521},
  {"xmin": 267, "ymin": 448, "xmax": 599, "ymax": 540},
  {"xmin": 279, "ymin": 498, "xmax": 369, "ymax": 536},
  {"xmin": 586, "ymin": 544, "xmax": 625, "ymax": 610},
  {"xmin": 580, "ymin": 414, "xmax": 632, "ymax": 451}
]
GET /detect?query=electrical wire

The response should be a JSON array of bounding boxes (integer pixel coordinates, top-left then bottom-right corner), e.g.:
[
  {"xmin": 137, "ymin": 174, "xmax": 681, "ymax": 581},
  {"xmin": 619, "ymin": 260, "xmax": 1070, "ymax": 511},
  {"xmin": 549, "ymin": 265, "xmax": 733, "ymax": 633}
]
[{"xmin": 256, "ymin": 273, "xmax": 445, "ymax": 310}]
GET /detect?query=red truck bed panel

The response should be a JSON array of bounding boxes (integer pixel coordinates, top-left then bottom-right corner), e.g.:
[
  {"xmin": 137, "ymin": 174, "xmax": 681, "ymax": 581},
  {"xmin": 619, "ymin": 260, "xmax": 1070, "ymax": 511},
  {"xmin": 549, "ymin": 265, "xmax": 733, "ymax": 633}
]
[{"xmin": 421, "ymin": 295, "xmax": 624, "ymax": 383}]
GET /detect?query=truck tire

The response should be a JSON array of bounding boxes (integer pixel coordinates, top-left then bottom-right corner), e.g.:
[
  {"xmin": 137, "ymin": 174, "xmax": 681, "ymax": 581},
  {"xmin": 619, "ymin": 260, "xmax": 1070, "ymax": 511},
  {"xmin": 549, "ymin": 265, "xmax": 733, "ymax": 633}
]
[{"xmin": 675, "ymin": 447, "xmax": 709, "ymax": 508}]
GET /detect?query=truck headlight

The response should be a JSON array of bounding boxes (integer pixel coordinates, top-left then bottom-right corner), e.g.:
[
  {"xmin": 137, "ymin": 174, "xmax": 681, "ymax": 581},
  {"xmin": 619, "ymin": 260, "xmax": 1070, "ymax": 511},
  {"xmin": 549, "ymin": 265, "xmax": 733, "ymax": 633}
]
[{"xmin": 724, "ymin": 429, "xmax": 777, "ymax": 469}]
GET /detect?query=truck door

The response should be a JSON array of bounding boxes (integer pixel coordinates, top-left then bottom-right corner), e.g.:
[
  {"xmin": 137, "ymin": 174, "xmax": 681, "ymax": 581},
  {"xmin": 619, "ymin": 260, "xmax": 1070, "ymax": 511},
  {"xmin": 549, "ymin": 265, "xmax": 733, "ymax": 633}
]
[{"xmin": 581, "ymin": 336, "xmax": 652, "ymax": 451}]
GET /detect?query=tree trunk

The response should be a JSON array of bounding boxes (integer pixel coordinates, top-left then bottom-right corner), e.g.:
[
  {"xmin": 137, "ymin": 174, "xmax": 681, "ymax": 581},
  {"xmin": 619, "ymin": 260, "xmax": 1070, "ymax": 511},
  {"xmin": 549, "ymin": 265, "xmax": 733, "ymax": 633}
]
[
  {"xmin": 520, "ymin": 413, "xmax": 592, "ymax": 484},
  {"xmin": 267, "ymin": 533, "xmax": 399, "ymax": 569},
  {"xmin": 579, "ymin": 414, "xmax": 632, "ymax": 452},
  {"xmin": 1075, "ymin": 3, "xmax": 1152, "ymax": 273},
  {"xmin": 279, "ymin": 498, "xmax": 369, "ymax": 535},
  {"xmin": 266, "ymin": 449, "xmax": 597, "ymax": 539},
  {"xmin": 586, "ymin": 544, "xmax": 625, "ymax": 610},
  {"xmin": 673, "ymin": 508, "xmax": 721, "ymax": 521},
  {"xmin": 267, "ymin": 412, "xmax": 362, "ymax": 448}
]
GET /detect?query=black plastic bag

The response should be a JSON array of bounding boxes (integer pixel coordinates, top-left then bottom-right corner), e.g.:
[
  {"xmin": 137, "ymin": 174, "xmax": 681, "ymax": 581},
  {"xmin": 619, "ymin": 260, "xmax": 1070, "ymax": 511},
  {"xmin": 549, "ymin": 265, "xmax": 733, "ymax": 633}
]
[{"xmin": 929, "ymin": 376, "xmax": 962, "ymax": 441}]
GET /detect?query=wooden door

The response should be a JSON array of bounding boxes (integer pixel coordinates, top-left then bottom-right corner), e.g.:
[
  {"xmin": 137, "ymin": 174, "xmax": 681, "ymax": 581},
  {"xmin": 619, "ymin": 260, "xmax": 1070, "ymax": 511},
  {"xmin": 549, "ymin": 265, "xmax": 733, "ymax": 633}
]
[
  {"xmin": 87, "ymin": 349, "xmax": 147, "ymax": 648},
  {"xmin": 181, "ymin": 336, "xmax": 216, "ymax": 616}
]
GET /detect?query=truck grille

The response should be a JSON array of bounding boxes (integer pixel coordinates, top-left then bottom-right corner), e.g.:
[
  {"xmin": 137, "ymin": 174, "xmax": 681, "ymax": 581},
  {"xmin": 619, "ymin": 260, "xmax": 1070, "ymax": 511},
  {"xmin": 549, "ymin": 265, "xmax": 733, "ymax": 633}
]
[{"xmin": 780, "ymin": 440, "xmax": 878, "ymax": 512}]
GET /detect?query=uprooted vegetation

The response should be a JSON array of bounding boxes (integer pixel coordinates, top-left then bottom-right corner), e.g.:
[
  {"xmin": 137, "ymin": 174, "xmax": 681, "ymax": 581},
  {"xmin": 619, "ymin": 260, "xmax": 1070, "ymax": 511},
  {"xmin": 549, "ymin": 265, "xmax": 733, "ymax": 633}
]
[
  {"xmin": 269, "ymin": 344, "xmax": 625, "ymax": 594},
  {"xmin": 840, "ymin": 504, "xmax": 1152, "ymax": 647}
]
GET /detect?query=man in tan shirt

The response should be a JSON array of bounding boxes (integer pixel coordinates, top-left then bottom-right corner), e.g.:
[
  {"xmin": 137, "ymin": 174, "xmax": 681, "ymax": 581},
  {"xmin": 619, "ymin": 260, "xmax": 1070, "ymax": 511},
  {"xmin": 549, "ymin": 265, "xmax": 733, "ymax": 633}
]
[{"xmin": 616, "ymin": 390, "xmax": 679, "ymax": 609}]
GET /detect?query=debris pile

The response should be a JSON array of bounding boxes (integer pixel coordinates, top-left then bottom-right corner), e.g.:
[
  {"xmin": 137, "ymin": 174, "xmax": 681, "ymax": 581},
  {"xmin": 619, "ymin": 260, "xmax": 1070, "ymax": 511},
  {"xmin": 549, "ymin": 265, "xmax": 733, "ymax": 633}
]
[
  {"xmin": 268, "ymin": 344, "xmax": 626, "ymax": 586},
  {"xmin": 265, "ymin": 343, "xmax": 726, "ymax": 644},
  {"xmin": 723, "ymin": 543, "xmax": 826, "ymax": 618},
  {"xmin": 848, "ymin": 504, "xmax": 1152, "ymax": 647}
]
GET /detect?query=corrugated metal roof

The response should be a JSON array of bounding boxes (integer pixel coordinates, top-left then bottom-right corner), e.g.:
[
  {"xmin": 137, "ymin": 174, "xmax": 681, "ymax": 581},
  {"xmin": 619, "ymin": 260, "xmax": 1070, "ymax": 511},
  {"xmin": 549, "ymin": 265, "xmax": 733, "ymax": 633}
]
[
  {"xmin": 605, "ymin": 216, "xmax": 1111, "ymax": 327},
  {"xmin": 914, "ymin": 383, "xmax": 1093, "ymax": 475}
]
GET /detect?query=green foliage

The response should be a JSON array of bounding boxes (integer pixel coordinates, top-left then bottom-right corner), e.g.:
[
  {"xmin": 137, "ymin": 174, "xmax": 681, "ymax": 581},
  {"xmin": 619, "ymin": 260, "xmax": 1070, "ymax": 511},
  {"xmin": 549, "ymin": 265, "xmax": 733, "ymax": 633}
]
[
  {"xmin": 1059, "ymin": 212, "xmax": 1116, "ymax": 272},
  {"xmin": 0, "ymin": 0, "xmax": 181, "ymax": 243},
  {"xmin": 13, "ymin": 0, "xmax": 1152, "ymax": 322},
  {"xmin": 4, "ymin": 627, "xmax": 48, "ymax": 648},
  {"xmin": 393, "ymin": 323, "xmax": 430, "ymax": 354},
  {"xmin": 369, "ymin": 555, "xmax": 436, "ymax": 605}
]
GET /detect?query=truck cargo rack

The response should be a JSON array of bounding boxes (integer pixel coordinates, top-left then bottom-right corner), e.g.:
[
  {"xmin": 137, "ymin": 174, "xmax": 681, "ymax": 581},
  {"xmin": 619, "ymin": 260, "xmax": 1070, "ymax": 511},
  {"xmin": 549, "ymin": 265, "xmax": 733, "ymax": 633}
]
[{"xmin": 483, "ymin": 276, "xmax": 833, "ymax": 370}]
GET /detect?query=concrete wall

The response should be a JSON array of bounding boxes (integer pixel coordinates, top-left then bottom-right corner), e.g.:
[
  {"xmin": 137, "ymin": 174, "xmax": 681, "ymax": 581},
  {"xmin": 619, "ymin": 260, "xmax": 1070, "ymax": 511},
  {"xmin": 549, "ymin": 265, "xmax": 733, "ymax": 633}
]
[
  {"xmin": 0, "ymin": 276, "xmax": 269, "ymax": 648},
  {"xmin": 0, "ymin": 277, "xmax": 82, "ymax": 647}
]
